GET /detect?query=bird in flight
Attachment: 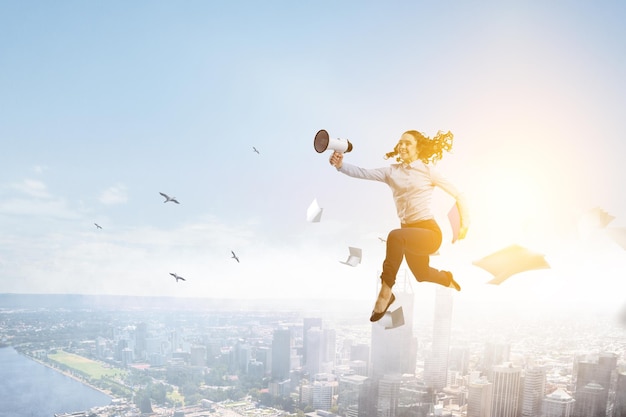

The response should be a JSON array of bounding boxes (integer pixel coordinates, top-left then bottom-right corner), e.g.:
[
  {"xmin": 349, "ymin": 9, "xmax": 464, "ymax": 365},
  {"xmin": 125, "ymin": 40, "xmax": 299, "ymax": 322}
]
[
  {"xmin": 159, "ymin": 192, "xmax": 180, "ymax": 204},
  {"xmin": 231, "ymin": 250, "xmax": 240, "ymax": 263},
  {"xmin": 94, "ymin": 223, "xmax": 102, "ymax": 230},
  {"xmin": 169, "ymin": 273, "xmax": 186, "ymax": 282},
  {"xmin": 253, "ymin": 146, "xmax": 260, "ymax": 154},
  {"xmin": 378, "ymin": 237, "xmax": 386, "ymax": 243}
]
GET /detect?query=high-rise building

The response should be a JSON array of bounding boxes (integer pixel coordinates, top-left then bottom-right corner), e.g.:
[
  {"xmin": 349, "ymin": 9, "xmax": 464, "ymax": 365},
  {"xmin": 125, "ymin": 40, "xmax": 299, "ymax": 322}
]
[
  {"xmin": 615, "ymin": 372, "xmax": 626, "ymax": 417},
  {"xmin": 306, "ymin": 326, "xmax": 323, "ymax": 376},
  {"xmin": 542, "ymin": 388, "xmax": 575, "ymax": 417},
  {"xmin": 482, "ymin": 342, "xmax": 510, "ymax": 380},
  {"xmin": 323, "ymin": 328, "xmax": 336, "ymax": 367},
  {"xmin": 398, "ymin": 378, "xmax": 435, "ymax": 417},
  {"xmin": 271, "ymin": 328, "xmax": 291, "ymax": 381},
  {"xmin": 338, "ymin": 374, "xmax": 371, "ymax": 417},
  {"xmin": 349, "ymin": 360, "xmax": 368, "ymax": 377},
  {"xmin": 490, "ymin": 363, "xmax": 522, "ymax": 417},
  {"xmin": 574, "ymin": 382, "xmax": 606, "ymax": 417},
  {"xmin": 256, "ymin": 346, "xmax": 271, "ymax": 376},
  {"xmin": 303, "ymin": 317, "xmax": 323, "ymax": 365},
  {"xmin": 370, "ymin": 270, "xmax": 416, "ymax": 379},
  {"xmin": 521, "ymin": 366, "xmax": 546, "ymax": 417},
  {"xmin": 424, "ymin": 287, "xmax": 453, "ymax": 391},
  {"xmin": 134, "ymin": 322, "xmax": 148, "ymax": 360},
  {"xmin": 467, "ymin": 377, "xmax": 492, "ymax": 417},
  {"xmin": 351, "ymin": 343, "xmax": 370, "ymax": 364},
  {"xmin": 377, "ymin": 374, "xmax": 402, "ymax": 417},
  {"xmin": 231, "ymin": 341, "xmax": 250, "ymax": 374},
  {"xmin": 302, "ymin": 327, "xmax": 336, "ymax": 376},
  {"xmin": 448, "ymin": 346, "xmax": 470, "ymax": 376},
  {"xmin": 248, "ymin": 360, "xmax": 265, "ymax": 379},
  {"xmin": 190, "ymin": 345, "xmax": 207, "ymax": 367},
  {"xmin": 573, "ymin": 352, "xmax": 617, "ymax": 417},
  {"xmin": 312, "ymin": 380, "xmax": 335, "ymax": 411}
]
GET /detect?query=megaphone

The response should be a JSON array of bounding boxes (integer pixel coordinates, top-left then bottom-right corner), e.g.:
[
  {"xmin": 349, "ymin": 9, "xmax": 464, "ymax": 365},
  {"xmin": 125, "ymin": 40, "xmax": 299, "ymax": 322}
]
[{"xmin": 314, "ymin": 129, "xmax": 353, "ymax": 154}]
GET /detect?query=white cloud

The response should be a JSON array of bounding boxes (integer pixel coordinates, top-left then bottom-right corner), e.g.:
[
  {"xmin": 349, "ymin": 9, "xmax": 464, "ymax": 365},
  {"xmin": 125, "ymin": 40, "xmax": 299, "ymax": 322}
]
[
  {"xmin": 10, "ymin": 179, "xmax": 50, "ymax": 198},
  {"xmin": 99, "ymin": 184, "xmax": 128, "ymax": 205},
  {"xmin": 0, "ymin": 197, "xmax": 82, "ymax": 221},
  {"xmin": 33, "ymin": 165, "xmax": 48, "ymax": 174}
]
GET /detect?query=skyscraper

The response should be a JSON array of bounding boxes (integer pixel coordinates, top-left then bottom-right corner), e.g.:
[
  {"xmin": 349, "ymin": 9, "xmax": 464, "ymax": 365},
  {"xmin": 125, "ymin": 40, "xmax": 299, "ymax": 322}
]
[
  {"xmin": 338, "ymin": 374, "xmax": 370, "ymax": 417},
  {"xmin": 448, "ymin": 346, "xmax": 470, "ymax": 376},
  {"xmin": 521, "ymin": 366, "xmax": 546, "ymax": 417},
  {"xmin": 377, "ymin": 374, "xmax": 402, "ymax": 417},
  {"xmin": 256, "ymin": 346, "xmax": 271, "ymax": 376},
  {"xmin": 134, "ymin": 322, "xmax": 148, "ymax": 360},
  {"xmin": 303, "ymin": 317, "xmax": 322, "ymax": 365},
  {"xmin": 575, "ymin": 382, "xmax": 606, "ymax": 417},
  {"xmin": 615, "ymin": 372, "xmax": 626, "ymax": 417},
  {"xmin": 312, "ymin": 380, "xmax": 335, "ymax": 411},
  {"xmin": 573, "ymin": 352, "xmax": 617, "ymax": 417},
  {"xmin": 305, "ymin": 326, "xmax": 323, "ymax": 376},
  {"xmin": 490, "ymin": 363, "xmax": 522, "ymax": 417},
  {"xmin": 467, "ymin": 377, "xmax": 492, "ymax": 417},
  {"xmin": 370, "ymin": 270, "xmax": 416, "ymax": 379},
  {"xmin": 304, "ymin": 326, "xmax": 336, "ymax": 376},
  {"xmin": 190, "ymin": 345, "xmax": 207, "ymax": 367},
  {"xmin": 424, "ymin": 286, "xmax": 454, "ymax": 391},
  {"xmin": 271, "ymin": 328, "xmax": 291, "ymax": 381},
  {"xmin": 482, "ymin": 342, "xmax": 510, "ymax": 380},
  {"xmin": 542, "ymin": 388, "xmax": 575, "ymax": 417},
  {"xmin": 323, "ymin": 328, "xmax": 336, "ymax": 368}
]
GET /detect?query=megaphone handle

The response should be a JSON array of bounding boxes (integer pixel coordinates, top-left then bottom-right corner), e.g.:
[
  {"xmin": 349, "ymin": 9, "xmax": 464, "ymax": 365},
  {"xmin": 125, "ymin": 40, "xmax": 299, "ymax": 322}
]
[{"xmin": 329, "ymin": 151, "xmax": 343, "ymax": 168}]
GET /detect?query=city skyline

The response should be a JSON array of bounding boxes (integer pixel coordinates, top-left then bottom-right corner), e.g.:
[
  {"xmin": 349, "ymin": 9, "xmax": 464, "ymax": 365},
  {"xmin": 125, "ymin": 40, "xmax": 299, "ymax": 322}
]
[
  {"xmin": 1, "ymin": 289, "xmax": 624, "ymax": 417},
  {"xmin": 1, "ymin": 2, "xmax": 625, "ymax": 319}
]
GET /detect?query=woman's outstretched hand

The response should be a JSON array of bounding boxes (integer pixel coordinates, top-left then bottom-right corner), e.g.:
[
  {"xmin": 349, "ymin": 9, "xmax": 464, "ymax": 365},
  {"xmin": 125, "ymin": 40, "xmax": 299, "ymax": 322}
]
[
  {"xmin": 329, "ymin": 151, "xmax": 343, "ymax": 169},
  {"xmin": 458, "ymin": 225, "xmax": 468, "ymax": 240}
]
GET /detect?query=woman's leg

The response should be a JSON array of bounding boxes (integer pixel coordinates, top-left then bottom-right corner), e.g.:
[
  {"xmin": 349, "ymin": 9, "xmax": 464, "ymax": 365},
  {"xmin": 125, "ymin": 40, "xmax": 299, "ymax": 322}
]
[
  {"xmin": 370, "ymin": 227, "xmax": 407, "ymax": 321},
  {"xmin": 380, "ymin": 227, "xmax": 441, "ymax": 287},
  {"xmin": 402, "ymin": 229, "xmax": 460, "ymax": 290},
  {"xmin": 405, "ymin": 254, "xmax": 452, "ymax": 286}
]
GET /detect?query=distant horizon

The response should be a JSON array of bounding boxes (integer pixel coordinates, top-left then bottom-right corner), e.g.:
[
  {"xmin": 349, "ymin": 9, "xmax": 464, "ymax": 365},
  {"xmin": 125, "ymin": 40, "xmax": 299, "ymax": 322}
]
[
  {"xmin": 2, "ymin": 292, "xmax": 624, "ymax": 327},
  {"xmin": 0, "ymin": 292, "xmax": 374, "ymax": 315}
]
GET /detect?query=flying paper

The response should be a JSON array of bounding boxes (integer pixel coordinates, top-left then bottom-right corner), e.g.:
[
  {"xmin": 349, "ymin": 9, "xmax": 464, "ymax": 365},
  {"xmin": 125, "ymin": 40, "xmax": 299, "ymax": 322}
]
[
  {"xmin": 606, "ymin": 227, "xmax": 626, "ymax": 250},
  {"xmin": 472, "ymin": 244, "xmax": 551, "ymax": 285},
  {"xmin": 580, "ymin": 207, "xmax": 615, "ymax": 229},
  {"xmin": 339, "ymin": 246, "xmax": 362, "ymax": 267},
  {"xmin": 448, "ymin": 203, "xmax": 460, "ymax": 243},
  {"xmin": 377, "ymin": 306, "xmax": 405, "ymax": 330},
  {"xmin": 307, "ymin": 198, "xmax": 323, "ymax": 223}
]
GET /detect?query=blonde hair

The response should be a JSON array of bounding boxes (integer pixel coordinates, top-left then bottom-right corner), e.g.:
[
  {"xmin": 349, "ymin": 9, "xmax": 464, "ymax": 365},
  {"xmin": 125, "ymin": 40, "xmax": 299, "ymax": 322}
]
[{"xmin": 384, "ymin": 130, "xmax": 454, "ymax": 164}]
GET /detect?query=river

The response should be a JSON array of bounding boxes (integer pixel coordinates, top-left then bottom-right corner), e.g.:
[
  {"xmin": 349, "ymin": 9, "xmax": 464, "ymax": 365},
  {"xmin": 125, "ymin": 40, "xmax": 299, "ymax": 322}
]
[{"xmin": 0, "ymin": 346, "xmax": 112, "ymax": 417}]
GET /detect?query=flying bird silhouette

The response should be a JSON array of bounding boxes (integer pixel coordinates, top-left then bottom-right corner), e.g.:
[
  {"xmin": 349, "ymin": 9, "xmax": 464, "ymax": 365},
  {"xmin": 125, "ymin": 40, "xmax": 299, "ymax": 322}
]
[
  {"xmin": 94, "ymin": 223, "xmax": 102, "ymax": 230},
  {"xmin": 253, "ymin": 146, "xmax": 260, "ymax": 154},
  {"xmin": 231, "ymin": 250, "xmax": 240, "ymax": 263},
  {"xmin": 378, "ymin": 237, "xmax": 386, "ymax": 243},
  {"xmin": 169, "ymin": 273, "xmax": 186, "ymax": 282},
  {"xmin": 159, "ymin": 192, "xmax": 180, "ymax": 204}
]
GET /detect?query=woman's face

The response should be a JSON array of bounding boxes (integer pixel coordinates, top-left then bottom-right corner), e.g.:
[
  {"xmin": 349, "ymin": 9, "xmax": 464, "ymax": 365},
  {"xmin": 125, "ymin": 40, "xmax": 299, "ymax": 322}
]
[{"xmin": 397, "ymin": 133, "xmax": 419, "ymax": 163}]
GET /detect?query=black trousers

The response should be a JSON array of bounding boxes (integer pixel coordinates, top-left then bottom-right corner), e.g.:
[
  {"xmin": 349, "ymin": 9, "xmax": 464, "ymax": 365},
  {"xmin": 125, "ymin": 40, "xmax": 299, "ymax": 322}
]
[{"xmin": 381, "ymin": 218, "xmax": 452, "ymax": 288}]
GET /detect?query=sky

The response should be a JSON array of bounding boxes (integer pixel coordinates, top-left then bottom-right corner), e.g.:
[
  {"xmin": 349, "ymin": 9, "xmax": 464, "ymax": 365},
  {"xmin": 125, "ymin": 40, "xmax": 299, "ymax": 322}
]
[{"xmin": 1, "ymin": 1, "xmax": 625, "ymax": 319}]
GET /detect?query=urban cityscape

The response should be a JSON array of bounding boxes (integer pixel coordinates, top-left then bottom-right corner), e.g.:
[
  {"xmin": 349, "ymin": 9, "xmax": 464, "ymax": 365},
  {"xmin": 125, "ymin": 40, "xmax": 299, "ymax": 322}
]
[{"xmin": 1, "ymin": 274, "xmax": 625, "ymax": 417}]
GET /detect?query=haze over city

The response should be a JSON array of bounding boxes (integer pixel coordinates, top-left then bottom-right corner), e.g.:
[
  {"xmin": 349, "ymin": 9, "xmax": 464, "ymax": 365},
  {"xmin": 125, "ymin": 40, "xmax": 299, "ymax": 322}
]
[{"xmin": 1, "ymin": 1, "xmax": 625, "ymax": 319}]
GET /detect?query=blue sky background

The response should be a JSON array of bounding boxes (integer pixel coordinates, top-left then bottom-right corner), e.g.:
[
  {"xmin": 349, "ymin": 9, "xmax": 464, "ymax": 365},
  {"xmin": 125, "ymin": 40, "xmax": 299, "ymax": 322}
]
[{"xmin": 1, "ymin": 1, "xmax": 625, "ymax": 318}]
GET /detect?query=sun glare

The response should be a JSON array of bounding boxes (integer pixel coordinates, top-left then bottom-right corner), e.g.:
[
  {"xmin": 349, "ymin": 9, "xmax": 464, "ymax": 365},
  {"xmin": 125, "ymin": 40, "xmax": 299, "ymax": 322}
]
[{"xmin": 471, "ymin": 161, "xmax": 549, "ymax": 250}]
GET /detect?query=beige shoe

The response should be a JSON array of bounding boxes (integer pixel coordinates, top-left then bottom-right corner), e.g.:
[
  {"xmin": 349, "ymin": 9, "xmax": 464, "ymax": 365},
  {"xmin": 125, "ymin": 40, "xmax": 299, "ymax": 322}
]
[
  {"xmin": 370, "ymin": 283, "xmax": 395, "ymax": 322},
  {"xmin": 446, "ymin": 271, "xmax": 461, "ymax": 291}
]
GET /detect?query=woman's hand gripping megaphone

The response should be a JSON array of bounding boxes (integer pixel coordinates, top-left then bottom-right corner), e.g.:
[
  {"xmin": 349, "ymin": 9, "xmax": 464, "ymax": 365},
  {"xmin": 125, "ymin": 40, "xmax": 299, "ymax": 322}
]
[{"xmin": 329, "ymin": 151, "xmax": 343, "ymax": 169}]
